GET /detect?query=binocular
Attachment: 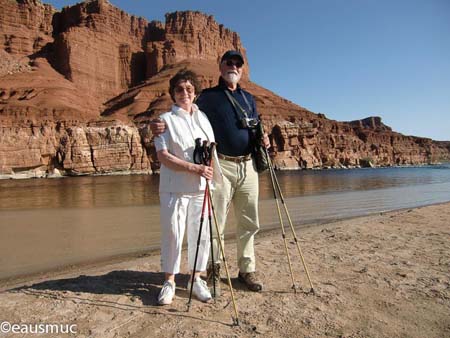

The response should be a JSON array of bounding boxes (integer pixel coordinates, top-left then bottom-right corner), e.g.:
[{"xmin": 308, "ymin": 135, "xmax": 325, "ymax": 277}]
[{"xmin": 193, "ymin": 138, "xmax": 216, "ymax": 166}]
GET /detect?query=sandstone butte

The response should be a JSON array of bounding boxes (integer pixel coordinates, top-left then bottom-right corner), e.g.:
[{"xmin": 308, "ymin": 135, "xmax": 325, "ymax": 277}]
[{"xmin": 1, "ymin": 0, "xmax": 449, "ymax": 179}]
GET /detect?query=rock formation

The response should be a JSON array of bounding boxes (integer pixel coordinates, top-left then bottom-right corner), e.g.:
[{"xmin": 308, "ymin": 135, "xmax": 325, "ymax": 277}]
[
  {"xmin": 0, "ymin": 0, "xmax": 449, "ymax": 178},
  {"xmin": 0, "ymin": 0, "xmax": 54, "ymax": 57},
  {"xmin": 146, "ymin": 11, "xmax": 246, "ymax": 79}
]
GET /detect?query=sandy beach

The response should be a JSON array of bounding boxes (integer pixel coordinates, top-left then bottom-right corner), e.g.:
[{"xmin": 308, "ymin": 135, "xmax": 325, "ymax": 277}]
[{"xmin": 1, "ymin": 202, "xmax": 449, "ymax": 338}]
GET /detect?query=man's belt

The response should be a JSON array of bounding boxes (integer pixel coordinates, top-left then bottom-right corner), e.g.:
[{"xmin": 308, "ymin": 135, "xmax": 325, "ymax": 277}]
[{"xmin": 218, "ymin": 153, "xmax": 252, "ymax": 163}]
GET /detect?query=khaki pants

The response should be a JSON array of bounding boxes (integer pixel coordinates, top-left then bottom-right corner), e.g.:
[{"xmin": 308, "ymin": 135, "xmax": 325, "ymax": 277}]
[{"xmin": 211, "ymin": 158, "xmax": 260, "ymax": 273}]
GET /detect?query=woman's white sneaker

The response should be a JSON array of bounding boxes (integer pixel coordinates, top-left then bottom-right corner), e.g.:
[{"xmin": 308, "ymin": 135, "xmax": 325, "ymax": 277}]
[
  {"xmin": 158, "ymin": 280, "xmax": 175, "ymax": 305},
  {"xmin": 188, "ymin": 277, "xmax": 212, "ymax": 302}
]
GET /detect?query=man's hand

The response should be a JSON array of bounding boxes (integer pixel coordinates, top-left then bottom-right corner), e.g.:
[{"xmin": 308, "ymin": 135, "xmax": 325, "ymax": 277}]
[
  {"xmin": 262, "ymin": 132, "xmax": 270, "ymax": 149},
  {"xmin": 150, "ymin": 118, "xmax": 167, "ymax": 136}
]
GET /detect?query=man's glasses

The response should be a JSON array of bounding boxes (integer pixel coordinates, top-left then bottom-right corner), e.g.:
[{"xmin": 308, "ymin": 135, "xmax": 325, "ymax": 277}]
[
  {"xmin": 174, "ymin": 86, "xmax": 195, "ymax": 94},
  {"xmin": 224, "ymin": 60, "xmax": 243, "ymax": 68}
]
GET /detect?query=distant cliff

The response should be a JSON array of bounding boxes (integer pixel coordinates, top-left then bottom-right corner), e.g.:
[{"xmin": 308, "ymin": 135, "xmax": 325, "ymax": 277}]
[{"xmin": 1, "ymin": 0, "xmax": 449, "ymax": 178}]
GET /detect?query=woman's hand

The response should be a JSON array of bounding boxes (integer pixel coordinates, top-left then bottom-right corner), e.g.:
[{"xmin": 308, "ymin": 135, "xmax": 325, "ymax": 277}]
[
  {"xmin": 157, "ymin": 150, "xmax": 214, "ymax": 180},
  {"xmin": 195, "ymin": 164, "xmax": 213, "ymax": 180}
]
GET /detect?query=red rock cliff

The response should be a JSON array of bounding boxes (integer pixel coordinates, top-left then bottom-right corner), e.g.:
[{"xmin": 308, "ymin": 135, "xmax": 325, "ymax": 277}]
[
  {"xmin": 146, "ymin": 11, "xmax": 246, "ymax": 79},
  {"xmin": 51, "ymin": 0, "xmax": 149, "ymax": 101},
  {"xmin": 0, "ymin": 0, "xmax": 449, "ymax": 178},
  {"xmin": 0, "ymin": 0, "xmax": 54, "ymax": 56}
]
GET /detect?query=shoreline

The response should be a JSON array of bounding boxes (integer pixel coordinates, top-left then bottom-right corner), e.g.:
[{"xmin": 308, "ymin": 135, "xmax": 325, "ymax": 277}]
[
  {"xmin": 1, "ymin": 202, "xmax": 449, "ymax": 337},
  {"xmin": 1, "ymin": 200, "xmax": 448, "ymax": 289},
  {"xmin": 1, "ymin": 162, "xmax": 447, "ymax": 180}
]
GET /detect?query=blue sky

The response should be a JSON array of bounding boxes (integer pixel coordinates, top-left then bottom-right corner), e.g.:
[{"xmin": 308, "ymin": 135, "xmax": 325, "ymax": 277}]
[{"xmin": 47, "ymin": 0, "xmax": 450, "ymax": 141}]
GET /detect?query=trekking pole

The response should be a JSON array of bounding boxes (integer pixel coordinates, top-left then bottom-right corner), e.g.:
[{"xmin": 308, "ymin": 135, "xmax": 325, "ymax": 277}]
[
  {"xmin": 270, "ymin": 161, "xmax": 315, "ymax": 293},
  {"xmin": 261, "ymin": 123, "xmax": 315, "ymax": 294},
  {"xmin": 187, "ymin": 142, "xmax": 210, "ymax": 311},
  {"xmin": 263, "ymin": 137, "xmax": 297, "ymax": 293},
  {"xmin": 202, "ymin": 141, "xmax": 217, "ymax": 299},
  {"xmin": 206, "ymin": 142, "xmax": 240, "ymax": 326},
  {"xmin": 207, "ymin": 186, "xmax": 217, "ymax": 299}
]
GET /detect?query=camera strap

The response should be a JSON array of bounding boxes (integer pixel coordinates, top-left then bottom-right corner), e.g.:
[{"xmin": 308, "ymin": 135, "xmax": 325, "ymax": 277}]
[{"xmin": 223, "ymin": 89, "xmax": 251, "ymax": 119}]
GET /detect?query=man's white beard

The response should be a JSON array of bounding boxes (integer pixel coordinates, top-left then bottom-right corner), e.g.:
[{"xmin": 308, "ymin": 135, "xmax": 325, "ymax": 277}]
[{"xmin": 224, "ymin": 72, "xmax": 241, "ymax": 85}]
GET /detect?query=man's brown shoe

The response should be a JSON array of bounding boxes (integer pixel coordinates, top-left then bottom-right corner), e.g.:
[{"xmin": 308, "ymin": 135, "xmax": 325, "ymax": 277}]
[{"xmin": 238, "ymin": 272, "xmax": 263, "ymax": 292}]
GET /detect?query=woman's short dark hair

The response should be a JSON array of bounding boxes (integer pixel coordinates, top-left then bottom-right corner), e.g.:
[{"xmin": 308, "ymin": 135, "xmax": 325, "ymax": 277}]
[{"xmin": 168, "ymin": 69, "xmax": 202, "ymax": 102}]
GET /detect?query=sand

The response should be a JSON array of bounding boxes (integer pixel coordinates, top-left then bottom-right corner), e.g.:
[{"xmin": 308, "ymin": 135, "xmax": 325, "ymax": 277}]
[{"xmin": 1, "ymin": 202, "xmax": 449, "ymax": 338}]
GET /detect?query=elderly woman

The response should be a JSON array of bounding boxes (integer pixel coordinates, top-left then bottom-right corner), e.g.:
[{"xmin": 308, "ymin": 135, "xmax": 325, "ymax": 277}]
[{"xmin": 154, "ymin": 69, "xmax": 221, "ymax": 305}]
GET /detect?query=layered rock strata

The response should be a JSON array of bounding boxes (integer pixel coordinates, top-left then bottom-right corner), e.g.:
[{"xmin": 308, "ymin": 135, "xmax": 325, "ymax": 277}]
[
  {"xmin": 0, "ymin": 0, "xmax": 54, "ymax": 57},
  {"xmin": 0, "ymin": 0, "xmax": 449, "ymax": 179},
  {"xmin": 0, "ymin": 121, "xmax": 150, "ymax": 178},
  {"xmin": 146, "ymin": 11, "xmax": 246, "ymax": 79}
]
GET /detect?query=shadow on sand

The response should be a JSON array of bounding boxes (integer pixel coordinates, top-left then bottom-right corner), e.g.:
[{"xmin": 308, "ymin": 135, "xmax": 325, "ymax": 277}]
[
  {"xmin": 13, "ymin": 270, "xmax": 193, "ymax": 306},
  {"xmin": 10, "ymin": 270, "xmax": 239, "ymax": 326}
]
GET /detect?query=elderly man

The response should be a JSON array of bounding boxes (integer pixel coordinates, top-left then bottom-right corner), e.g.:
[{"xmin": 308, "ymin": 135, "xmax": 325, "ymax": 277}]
[{"xmin": 152, "ymin": 50, "xmax": 267, "ymax": 294}]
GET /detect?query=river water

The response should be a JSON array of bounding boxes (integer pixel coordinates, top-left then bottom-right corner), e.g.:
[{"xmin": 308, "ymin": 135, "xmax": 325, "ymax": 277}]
[{"xmin": 1, "ymin": 164, "xmax": 450, "ymax": 279}]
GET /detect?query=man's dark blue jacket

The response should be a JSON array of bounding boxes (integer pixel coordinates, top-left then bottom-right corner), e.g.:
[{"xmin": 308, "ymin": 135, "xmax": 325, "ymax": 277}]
[{"xmin": 196, "ymin": 77, "xmax": 259, "ymax": 157}]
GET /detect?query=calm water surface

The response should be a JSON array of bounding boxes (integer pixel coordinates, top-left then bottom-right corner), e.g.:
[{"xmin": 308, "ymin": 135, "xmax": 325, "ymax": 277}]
[{"xmin": 1, "ymin": 165, "xmax": 450, "ymax": 279}]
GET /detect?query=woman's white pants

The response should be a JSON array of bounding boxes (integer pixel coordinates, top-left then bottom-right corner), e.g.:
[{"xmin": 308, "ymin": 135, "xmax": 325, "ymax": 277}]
[{"xmin": 159, "ymin": 192, "xmax": 210, "ymax": 275}]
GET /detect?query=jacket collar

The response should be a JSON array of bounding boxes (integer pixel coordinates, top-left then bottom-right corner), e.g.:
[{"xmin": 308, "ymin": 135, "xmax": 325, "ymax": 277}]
[{"xmin": 171, "ymin": 103, "xmax": 199, "ymax": 116}]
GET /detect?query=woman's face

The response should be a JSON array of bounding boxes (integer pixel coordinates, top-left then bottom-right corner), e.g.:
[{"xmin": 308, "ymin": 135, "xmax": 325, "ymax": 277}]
[{"xmin": 173, "ymin": 80, "xmax": 196, "ymax": 112}]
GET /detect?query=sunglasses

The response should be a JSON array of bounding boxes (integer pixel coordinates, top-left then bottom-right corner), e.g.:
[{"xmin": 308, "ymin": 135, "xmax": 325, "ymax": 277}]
[
  {"xmin": 174, "ymin": 86, "xmax": 195, "ymax": 94},
  {"xmin": 224, "ymin": 60, "xmax": 243, "ymax": 68}
]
